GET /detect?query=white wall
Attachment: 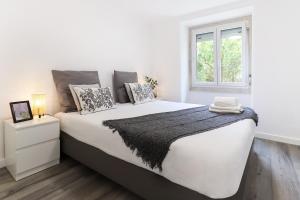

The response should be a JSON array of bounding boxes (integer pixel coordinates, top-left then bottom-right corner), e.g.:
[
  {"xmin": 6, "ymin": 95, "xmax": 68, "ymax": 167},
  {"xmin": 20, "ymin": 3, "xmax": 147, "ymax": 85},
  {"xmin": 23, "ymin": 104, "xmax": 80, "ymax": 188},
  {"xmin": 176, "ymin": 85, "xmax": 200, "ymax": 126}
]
[
  {"xmin": 0, "ymin": 0, "xmax": 153, "ymax": 165},
  {"xmin": 150, "ymin": 17, "xmax": 182, "ymax": 101},
  {"xmin": 252, "ymin": 0, "xmax": 300, "ymax": 140},
  {"xmin": 151, "ymin": 0, "xmax": 300, "ymax": 142},
  {"xmin": 187, "ymin": 90, "xmax": 251, "ymax": 105}
]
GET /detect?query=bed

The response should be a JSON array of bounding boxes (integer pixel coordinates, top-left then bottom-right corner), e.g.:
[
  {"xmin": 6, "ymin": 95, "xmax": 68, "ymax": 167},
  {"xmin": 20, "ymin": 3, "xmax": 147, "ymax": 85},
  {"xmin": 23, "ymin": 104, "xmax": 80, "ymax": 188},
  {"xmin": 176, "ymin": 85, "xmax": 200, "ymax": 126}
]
[{"xmin": 55, "ymin": 100, "xmax": 255, "ymax": 200}]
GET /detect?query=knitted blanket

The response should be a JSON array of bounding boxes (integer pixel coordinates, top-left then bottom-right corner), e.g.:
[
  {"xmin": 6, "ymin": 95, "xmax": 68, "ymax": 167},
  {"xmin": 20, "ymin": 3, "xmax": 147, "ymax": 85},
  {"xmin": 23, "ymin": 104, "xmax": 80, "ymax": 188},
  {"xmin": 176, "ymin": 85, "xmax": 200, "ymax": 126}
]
[{"xmin": 103, "ymin": 106, "xmax": 258, "ymax": 171}]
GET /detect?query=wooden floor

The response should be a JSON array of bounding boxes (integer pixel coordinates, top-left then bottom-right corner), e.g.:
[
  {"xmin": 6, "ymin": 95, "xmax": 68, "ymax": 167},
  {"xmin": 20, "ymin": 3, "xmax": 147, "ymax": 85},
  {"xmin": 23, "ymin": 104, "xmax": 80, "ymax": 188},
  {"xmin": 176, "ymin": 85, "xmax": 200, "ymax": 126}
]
[{"xmin": 0, "ymin": 139, "xmax": 299, "ymax": 200}]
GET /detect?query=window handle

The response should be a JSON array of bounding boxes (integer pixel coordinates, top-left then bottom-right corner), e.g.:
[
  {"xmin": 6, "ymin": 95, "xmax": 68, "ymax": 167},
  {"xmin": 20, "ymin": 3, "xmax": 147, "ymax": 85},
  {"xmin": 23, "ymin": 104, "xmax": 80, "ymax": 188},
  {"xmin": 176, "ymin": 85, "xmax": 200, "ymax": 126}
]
[{"xmin": 248, "ymin": 74, "xmax": 252, "ymax": 86}]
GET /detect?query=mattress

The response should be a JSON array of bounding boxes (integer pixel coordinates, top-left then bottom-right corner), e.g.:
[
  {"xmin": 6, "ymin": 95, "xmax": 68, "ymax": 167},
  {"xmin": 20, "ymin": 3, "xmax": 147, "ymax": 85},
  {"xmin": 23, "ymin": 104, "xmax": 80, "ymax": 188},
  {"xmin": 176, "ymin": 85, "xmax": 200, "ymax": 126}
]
[{"xmin": 55, "ymin": 100, "xmax": 255, "ymax": 199}]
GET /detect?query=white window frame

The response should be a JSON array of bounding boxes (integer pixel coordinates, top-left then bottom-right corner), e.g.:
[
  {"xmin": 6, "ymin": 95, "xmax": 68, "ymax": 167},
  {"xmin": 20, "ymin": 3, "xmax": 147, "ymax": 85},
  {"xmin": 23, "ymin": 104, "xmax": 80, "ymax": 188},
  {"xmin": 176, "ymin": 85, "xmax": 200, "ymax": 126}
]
[{"xmin": 191, "ymin": 21, "xmax": 250, "ymax": 89}]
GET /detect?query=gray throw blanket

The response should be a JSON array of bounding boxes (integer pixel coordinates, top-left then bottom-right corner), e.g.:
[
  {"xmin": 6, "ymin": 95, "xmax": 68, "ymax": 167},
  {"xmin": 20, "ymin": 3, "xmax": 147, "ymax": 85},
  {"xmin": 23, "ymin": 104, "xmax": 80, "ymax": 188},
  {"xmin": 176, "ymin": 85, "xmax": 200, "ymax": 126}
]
[{"xmin": 103, "ymin": 106, "xmax": 258, "ymax": 171}]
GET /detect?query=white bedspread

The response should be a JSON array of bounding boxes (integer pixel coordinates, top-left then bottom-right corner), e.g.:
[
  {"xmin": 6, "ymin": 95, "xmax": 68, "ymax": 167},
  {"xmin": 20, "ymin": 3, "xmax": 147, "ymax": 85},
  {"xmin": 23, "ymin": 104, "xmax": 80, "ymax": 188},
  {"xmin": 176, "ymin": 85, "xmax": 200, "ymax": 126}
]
[{"xmin": 55, "ymin": 100, "xmax": 254, "ymax": 198}]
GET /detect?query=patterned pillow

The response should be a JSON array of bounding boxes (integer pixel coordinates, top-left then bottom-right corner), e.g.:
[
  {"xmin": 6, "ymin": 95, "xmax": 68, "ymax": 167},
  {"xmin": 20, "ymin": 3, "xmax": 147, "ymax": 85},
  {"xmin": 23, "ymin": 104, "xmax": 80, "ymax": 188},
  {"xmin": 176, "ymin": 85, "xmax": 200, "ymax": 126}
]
[
  {"xmin": 69, "ymin": 84, "xmax": 100, "ymax": 111},
  {"xmin": 124, "ymin": 83, "xmax": 135, "ymax": 104},
  {"xmin": 128, "ymin": 83, "xmax": 155, "ymax": 104},
  {"xmin": 73, "ymin": 87, "xmax": 116, "ymax": 114}
]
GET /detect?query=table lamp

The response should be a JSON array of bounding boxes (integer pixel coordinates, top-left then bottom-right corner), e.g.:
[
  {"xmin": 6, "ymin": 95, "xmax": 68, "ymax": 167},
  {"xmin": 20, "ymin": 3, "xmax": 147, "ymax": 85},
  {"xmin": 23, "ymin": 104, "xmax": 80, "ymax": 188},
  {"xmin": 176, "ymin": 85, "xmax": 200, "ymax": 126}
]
[{"xmin": 32, "ymin": 93, "xmax": 46, "ymax": 118}]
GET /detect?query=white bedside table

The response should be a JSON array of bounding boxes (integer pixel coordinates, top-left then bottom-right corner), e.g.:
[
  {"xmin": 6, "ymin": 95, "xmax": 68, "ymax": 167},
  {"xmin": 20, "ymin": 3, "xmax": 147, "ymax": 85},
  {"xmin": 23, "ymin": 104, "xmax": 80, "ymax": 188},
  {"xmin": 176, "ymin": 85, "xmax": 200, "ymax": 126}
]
[{"xmin": 4, "ymin": 115, "xmax": 60, "ymax": 181}]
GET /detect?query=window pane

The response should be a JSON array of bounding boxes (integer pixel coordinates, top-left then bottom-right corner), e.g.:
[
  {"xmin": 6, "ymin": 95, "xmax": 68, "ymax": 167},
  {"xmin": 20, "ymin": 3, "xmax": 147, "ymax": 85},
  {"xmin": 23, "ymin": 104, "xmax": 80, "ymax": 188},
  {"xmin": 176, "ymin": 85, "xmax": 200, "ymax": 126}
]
[
  {"xmin": 221, "ymin": 27, "xmax": 243, "ymax": 83},
  {"xmin": 196, "ymin": 32, "xmax": 215, "ymax": 82}
]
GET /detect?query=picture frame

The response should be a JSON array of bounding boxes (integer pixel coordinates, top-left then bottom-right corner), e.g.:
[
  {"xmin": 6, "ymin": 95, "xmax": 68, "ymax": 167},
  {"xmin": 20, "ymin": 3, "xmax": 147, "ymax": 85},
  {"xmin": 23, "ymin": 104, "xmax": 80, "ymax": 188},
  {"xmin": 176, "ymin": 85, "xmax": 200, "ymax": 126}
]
[{"xmin": 9, "ymin": 101, "xmax": 33, "ymax": 123}]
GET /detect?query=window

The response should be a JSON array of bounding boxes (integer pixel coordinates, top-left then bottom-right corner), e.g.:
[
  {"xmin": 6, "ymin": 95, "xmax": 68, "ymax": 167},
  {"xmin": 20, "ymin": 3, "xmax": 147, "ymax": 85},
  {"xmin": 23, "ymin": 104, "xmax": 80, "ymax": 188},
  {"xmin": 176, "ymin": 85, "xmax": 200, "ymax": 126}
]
[{"xmin": 191, "ymin": 21, "xmax": 250, "ymax": 88}]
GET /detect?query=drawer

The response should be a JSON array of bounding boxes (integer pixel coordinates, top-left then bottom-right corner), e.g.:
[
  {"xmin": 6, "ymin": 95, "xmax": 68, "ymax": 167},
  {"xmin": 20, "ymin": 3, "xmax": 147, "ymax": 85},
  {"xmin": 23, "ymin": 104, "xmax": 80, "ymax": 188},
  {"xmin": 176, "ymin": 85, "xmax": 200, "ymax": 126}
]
[
  {"xmin": 16, "ymin": 122, "xmax": 59, "ymax": 149},
  {"xmin": 16, "ymin": 139, "xmax": 60, "ymax": 173}
]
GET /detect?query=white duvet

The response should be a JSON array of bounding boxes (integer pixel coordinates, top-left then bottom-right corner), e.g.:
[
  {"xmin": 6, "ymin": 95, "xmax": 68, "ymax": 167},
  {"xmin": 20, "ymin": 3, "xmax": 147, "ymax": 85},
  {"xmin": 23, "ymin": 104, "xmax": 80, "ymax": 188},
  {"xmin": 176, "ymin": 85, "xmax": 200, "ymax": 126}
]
[{"xmin": 55, "ymin": 100, "xmax": 255, "ymax": 199}]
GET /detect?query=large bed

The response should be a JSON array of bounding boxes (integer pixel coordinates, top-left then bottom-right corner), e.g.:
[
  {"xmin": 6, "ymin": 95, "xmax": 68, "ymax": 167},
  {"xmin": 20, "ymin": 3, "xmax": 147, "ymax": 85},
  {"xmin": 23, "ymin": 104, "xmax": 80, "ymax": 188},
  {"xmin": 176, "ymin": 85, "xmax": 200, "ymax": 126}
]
[{"xmin": 55, "ymin": 100, "xmax": 255, "ymax": 200}]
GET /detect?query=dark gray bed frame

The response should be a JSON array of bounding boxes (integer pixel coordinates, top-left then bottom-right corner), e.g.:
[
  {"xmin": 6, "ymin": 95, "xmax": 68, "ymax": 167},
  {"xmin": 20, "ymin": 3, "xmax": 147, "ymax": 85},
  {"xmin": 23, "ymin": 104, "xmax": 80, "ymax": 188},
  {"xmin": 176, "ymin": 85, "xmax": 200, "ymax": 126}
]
[{"xmin": 61, "ymin": 131, "xmax": 250, "ymax": 200}]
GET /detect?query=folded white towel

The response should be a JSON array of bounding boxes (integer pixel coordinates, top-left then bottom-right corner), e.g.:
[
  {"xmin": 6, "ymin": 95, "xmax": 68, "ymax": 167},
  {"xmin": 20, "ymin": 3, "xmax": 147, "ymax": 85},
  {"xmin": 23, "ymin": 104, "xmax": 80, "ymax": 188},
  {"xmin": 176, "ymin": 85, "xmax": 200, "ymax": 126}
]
[
  {"xmin": 210, "ymin": 104, "xmax": 242, "ymax": 111},
  {"xmin": 214, "ymin": 97, "xmax": 239, "ymax": 107},
  {"xmin": 209, "ymin": 106, "xmax": 244, "ymax": 114}
]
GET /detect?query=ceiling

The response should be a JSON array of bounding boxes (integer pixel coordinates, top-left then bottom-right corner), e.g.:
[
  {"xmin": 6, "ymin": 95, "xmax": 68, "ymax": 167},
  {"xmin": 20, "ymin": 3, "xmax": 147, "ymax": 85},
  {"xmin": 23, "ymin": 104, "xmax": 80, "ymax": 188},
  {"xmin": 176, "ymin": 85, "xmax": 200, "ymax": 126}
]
[
  {"xmin": 119, "ymin": 0, "xmax": 242, "ymax": 17},
  {"xmin": 0, "ymin": 0, "xmax": 245, "ymax": 22}
]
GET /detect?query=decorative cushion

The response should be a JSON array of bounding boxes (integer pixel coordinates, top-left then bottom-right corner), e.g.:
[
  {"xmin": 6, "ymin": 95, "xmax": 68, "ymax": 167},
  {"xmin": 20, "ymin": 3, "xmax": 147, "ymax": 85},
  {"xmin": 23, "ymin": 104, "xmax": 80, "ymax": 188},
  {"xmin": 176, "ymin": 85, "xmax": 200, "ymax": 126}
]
[
  {"xmin": 128, "ymin": 83, "xmax": 155, "ymax": 104},
  {"xmin": 69, "ymin": 84, "xmax": 100, "ymax": 111},
  {"xmin": 114, "ymin": 71, "xmax": 138, "ymax": 103},
  {"xmin": 52, "ymin": 70, "xmax": 100, "ymax": 112},
  {"xmin": 73, "ymin": 87, "xmax": 116, "ymax": 115},
  {"xmin": 124, "ymin": 83, "xmax": 135, "ymax": 104}
]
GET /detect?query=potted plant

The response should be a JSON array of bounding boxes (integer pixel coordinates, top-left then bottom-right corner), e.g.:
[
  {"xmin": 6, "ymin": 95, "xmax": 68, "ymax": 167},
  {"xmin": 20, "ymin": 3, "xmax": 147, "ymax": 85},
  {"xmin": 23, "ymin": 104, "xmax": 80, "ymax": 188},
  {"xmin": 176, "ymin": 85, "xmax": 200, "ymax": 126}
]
[{"xmin": 144, "ymin": 76, "xmax": 158, "ymax": 97}]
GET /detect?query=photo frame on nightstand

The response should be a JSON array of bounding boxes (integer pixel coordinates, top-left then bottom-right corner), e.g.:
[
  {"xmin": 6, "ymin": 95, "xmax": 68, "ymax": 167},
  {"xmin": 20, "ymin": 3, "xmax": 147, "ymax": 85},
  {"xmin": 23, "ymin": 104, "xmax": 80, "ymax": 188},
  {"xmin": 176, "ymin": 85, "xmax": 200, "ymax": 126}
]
[{"xmin": 9, "ymin": 101, "xmax": 33, "ymax": 123}]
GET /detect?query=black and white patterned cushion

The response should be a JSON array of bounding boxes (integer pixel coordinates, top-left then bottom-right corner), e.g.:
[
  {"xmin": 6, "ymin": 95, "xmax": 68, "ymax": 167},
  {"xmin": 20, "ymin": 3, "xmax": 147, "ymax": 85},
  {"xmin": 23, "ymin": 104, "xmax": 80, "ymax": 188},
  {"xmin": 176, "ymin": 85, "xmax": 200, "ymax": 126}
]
[
  {"xmin": 73, "ymin": 87, "xmax": 116, "ymax": 114},
  {"xmin": 69, "ymin": 84, "xmax": 100, "ymax": 111},
  {"xmin": 128, "ymin": 83, "xmax": 155, "ymax": 104},
  {"xmin": 124, "ymin": 83, "xmax": 135, "ymax": 104}
]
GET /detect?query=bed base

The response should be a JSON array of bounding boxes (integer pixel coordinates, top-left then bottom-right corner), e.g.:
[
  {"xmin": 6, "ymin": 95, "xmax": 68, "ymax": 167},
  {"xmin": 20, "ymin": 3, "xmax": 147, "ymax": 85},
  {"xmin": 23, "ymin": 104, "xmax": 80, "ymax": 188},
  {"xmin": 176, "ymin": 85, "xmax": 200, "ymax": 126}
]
[{"xmin": 60, "ymin": 131, "xmax": 250, "ymax": 200}]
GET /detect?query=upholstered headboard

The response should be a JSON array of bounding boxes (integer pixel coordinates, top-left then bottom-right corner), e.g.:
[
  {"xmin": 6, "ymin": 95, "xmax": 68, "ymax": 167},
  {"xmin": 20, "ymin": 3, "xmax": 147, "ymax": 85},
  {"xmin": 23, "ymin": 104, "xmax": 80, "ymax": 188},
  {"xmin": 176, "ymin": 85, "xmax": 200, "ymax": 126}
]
[
  {"xmin": 113, "ymin": 70, "xmax": 138, "ymax": 103},
  {"xmin": 51, "ymin": 70, "xmax": 100, "ymax": 112}
]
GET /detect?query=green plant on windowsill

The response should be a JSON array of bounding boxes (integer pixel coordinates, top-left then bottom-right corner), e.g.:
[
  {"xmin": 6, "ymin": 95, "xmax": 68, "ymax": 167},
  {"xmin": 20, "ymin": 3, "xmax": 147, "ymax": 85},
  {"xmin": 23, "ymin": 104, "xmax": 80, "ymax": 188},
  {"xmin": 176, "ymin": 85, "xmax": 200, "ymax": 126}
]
[{"xmin": 144, "ymin": 76, "xmax": 158, "ymax": 97}]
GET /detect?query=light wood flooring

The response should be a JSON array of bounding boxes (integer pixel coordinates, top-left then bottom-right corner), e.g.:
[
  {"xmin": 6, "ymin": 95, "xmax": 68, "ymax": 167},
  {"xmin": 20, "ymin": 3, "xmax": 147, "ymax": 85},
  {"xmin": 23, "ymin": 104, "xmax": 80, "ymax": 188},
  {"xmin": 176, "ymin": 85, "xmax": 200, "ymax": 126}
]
[{"xmin": 0, "ymin": 139, "xmax": 299, "ymax": 200}]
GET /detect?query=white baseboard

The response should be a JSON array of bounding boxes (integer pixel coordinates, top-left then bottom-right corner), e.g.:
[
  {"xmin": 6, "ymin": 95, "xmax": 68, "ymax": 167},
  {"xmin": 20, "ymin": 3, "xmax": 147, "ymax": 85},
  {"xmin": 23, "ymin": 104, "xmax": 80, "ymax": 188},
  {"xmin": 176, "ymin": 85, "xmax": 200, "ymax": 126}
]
[
  {"xmin": 0, "ymin": 158, "xmax": 5, "ymax": 168},
  {"xmin": 255, "ymin": 131, "xmax": 300, "ymax": 146}
]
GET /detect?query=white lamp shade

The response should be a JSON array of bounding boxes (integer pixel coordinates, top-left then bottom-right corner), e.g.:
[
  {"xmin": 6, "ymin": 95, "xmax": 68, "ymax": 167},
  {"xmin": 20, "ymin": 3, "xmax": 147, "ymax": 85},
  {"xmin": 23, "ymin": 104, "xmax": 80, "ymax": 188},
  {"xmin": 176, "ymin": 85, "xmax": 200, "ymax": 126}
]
[{"xmin": 32, "ymin": 94, "xmax": 46, "ymax": 116}]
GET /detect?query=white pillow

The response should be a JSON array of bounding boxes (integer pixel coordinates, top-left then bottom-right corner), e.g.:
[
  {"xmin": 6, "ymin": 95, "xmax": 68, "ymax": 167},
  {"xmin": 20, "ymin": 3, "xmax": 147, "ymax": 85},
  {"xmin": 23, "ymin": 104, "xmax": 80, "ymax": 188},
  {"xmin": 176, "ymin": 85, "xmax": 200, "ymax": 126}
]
[
  {"xmin": 73, "ymin": 87, "xmax": 116, "ymax": 115},
  {"xmin": 128, "ymin": 83, "xmax": 155, "ymax": 104},
  {"xmin": 69, "ymin": 84, "xmax": 100, "ymax": 111}
]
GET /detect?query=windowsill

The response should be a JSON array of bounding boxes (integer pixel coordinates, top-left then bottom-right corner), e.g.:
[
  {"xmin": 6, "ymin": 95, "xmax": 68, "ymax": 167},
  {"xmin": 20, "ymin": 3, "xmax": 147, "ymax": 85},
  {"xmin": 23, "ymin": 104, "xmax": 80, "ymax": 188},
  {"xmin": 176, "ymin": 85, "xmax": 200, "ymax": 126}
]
[{"xmin": 190, "ymin": 85, "xmax": 251, "ymax": 93}]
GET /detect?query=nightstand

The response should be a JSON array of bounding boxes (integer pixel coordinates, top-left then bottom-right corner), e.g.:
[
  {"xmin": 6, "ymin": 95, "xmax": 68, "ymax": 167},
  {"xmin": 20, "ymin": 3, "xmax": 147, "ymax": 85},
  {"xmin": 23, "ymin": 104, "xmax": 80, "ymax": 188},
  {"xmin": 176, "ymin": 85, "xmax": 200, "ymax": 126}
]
[{"xmin": 4, "ymin": 115, "xmax": 60, "ymax": 181}]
